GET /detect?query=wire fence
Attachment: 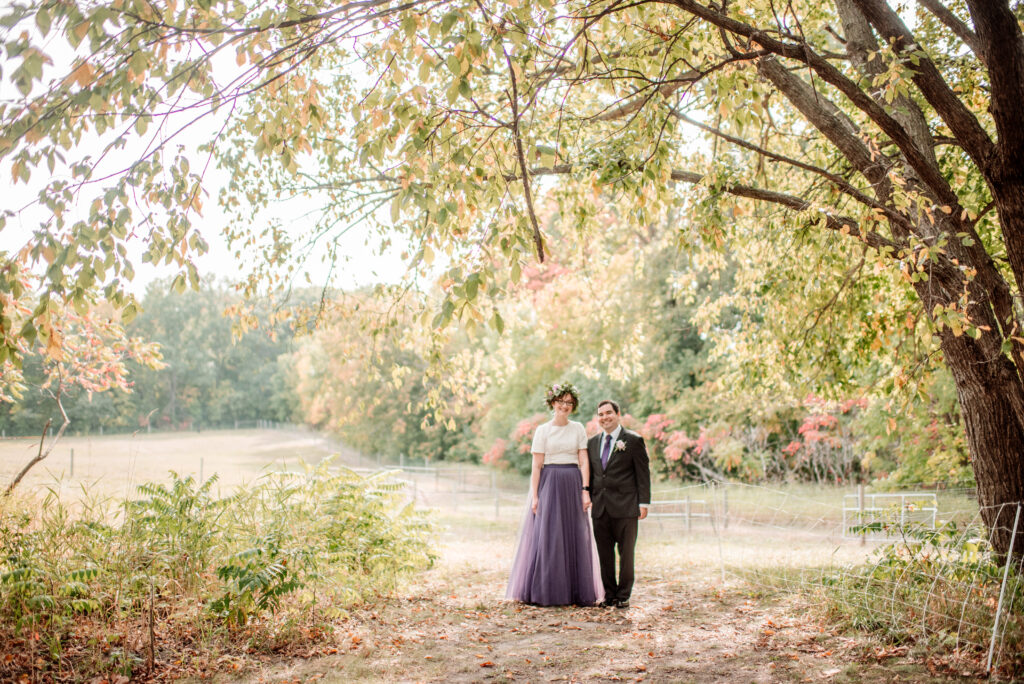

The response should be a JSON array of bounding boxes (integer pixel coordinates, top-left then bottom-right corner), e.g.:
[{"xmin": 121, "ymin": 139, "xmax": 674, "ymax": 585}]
[
  {"xmin": 349, "ymin": 459, "xmax": 1020, "ymax": 678},
  {"xmin": 0, "ymin": 419, "xmax": 305, "ymax": 440}
]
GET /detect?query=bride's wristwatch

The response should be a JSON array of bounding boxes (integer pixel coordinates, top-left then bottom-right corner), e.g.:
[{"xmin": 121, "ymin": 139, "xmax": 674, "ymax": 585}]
[{"xmin": 581, "ymin": 486, "xmax": 591, "ymax": 491}]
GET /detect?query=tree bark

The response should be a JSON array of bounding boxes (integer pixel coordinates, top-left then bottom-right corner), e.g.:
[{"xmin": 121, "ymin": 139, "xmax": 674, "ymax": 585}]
[{"xmin": 939, "ymin": 330, "xmax": 1024, "ymax": 560}]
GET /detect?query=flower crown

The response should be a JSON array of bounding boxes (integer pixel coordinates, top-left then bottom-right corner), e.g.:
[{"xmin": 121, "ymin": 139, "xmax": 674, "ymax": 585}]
[{"xmin": 545, "ymin": 381, "xmax": 581, "ymax": 411}]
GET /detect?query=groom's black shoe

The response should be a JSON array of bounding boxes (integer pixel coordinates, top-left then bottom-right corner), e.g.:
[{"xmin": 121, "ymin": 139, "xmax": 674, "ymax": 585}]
[
  {"xmin": 600, "ymin": 599, "xmax": 617, "ymax": 608},
  {"xmin": 615, "ymin": 599, "xmax": 630, "ymax": 609}
]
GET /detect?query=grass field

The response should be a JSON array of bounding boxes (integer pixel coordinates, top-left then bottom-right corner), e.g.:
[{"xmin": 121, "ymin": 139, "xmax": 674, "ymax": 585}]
[{"xmin": 0, "ymin": 428, "xmax": 336, "ymax": 500}]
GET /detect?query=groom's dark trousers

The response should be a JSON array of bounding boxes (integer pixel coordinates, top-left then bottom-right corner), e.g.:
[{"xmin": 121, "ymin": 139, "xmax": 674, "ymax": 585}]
[{"xmin": 588, "ymin": 429, "xmax": 651, "ymax": 604}]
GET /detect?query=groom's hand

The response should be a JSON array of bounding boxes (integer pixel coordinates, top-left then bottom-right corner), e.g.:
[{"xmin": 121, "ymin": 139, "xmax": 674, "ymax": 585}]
[
  {"xmin": 638, "ymin": 507, "xmax": 648, "ymax": 520},
  {"xmin": 582, "ymin": 491, "xmax": 592, "ymax": 512}
]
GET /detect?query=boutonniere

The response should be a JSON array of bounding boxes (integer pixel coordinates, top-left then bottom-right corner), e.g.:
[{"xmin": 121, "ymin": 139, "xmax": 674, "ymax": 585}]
[{"xmin": 615, "ymin": 439, "xmax": 627, "ymax": 452}]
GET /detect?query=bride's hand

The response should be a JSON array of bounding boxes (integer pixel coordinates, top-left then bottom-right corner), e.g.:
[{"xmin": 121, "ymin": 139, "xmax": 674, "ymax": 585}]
[{"xmin": 531, "ymin": 495, "xmax": 539, "ymax": 514}]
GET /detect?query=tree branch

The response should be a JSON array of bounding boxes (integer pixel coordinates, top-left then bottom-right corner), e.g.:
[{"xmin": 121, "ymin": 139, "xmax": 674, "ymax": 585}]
[
  {"xmin": 502, "ymin": 42, "xmax": 546, "ymax": 262},
  {"xmin": 918, "ymin": 0, "xmax": 984, "ymax": 59},
  {"xmin": 964, "ymin": 0, "xmax": 1024, "ymax": 168},
  {"xmin": 669, "ymin": 107, "xmax": 913, "ymax": 230},
  {"xmin": 851, "ymin": 0, "xmax": 996, "ymax": 172},
  {"xmin": 663, "ymin": 0, "xmax": 962, "ymax": 208},
  {"xmin": 4, "ymin": 390, "xmax": 71, "ymax": 497}
]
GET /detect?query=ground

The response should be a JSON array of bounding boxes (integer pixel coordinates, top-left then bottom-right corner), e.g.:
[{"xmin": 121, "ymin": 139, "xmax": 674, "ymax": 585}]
[{"xmin": 216, "ymin": 512, "xmax": 976, "ymax": 683}]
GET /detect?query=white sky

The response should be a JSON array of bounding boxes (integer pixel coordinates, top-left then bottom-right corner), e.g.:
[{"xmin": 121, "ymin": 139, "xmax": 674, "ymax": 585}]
[{"xmin": 0, "ymin": 2, "xmax": 409, "ymax": 298}]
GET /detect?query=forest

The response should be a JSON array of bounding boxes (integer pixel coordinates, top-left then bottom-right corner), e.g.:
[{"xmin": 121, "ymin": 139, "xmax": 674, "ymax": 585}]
[{"xmin": 1, "ymin": 268, "xmax": 970, "ymax": 491}]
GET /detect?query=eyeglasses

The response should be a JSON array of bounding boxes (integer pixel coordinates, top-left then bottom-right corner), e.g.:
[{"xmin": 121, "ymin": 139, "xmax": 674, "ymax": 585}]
[{"xmin": 553, "ymin": 400, "xmax": 574, "ymax": 407}]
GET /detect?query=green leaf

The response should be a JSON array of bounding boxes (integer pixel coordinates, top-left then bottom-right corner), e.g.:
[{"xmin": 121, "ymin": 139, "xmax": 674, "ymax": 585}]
[
  {"xmin": 122, "ymin": 302, "xmax": 138, "ymax": 324},
  {"xmin": 440, "ymin": 12, "xmax": 458, "ymax": 35},
  {"xmin": 35, "ymin": 8, "xmax": 51, "ymax": 36}
]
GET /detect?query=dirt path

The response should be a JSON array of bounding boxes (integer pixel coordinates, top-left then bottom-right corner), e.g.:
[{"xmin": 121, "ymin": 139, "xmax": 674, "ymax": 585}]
[{"xmin": 232, "ymin": 512, "xmax": 968, "ymax": 683}]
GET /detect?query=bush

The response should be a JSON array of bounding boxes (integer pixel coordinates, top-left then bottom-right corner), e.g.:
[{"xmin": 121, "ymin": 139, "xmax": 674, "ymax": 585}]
[{"xmin": 0, "ymin": 461, "xmax": 435, "ymax": 680}]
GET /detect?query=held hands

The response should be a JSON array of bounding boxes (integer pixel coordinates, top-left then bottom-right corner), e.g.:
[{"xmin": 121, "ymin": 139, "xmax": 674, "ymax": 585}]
[{"xmin": 582, "ymin": 490, "xmax": 592, "ymax": 512}]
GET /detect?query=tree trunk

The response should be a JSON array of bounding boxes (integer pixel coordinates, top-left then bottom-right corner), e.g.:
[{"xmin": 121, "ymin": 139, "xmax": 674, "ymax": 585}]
[{"xmin": 941, "ymin": 330, "xmax": 1024, "ymax": 561}]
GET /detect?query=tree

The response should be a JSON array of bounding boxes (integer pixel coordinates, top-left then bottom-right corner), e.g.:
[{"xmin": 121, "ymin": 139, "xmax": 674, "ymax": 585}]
[
  {"xmin": 0, "ymin": 270, "xmax": 161, "ymax": 493},
  {"xmin": 3, "ymin": 0, "xmax": 1023, "ymax": 555}
]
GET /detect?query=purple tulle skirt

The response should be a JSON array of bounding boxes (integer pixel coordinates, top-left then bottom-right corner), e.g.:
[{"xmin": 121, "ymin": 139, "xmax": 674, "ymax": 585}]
[{"xmin": 506, "ymin": 464, "xmax": 603, "ymax": 606}]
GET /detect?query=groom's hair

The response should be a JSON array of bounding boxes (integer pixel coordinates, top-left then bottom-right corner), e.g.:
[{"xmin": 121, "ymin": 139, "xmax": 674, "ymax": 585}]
[{"xmin": 597, "ymin": 399, "xmax": 620, "ymax": 414}]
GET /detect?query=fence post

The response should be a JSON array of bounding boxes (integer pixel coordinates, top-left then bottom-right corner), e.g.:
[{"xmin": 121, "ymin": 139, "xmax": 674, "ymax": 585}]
[
  {"xmin": 685, "ymin": 495, "xmax": 691, "ymax": 533},
  {"xmin": 712, "ymin": 482, "xmax": 725, "ymax": 583},
  {"xmin": 435, "ymin": 468, "xmax": 440, "ymax": 491},
  {"xmin": 199, "ymin": 457, "xmax": 204, "ymax": 483},
  {"xmin": 400, "ymin": 453, "xmax": 405, "ymax": 469},
  {"xmin": 69, "ymin": 448, "xmax": 74, "ymax": 478},
  {"xmin": 491, "ymin": 470, "xmax": 496, "ymax": 492},
  {"xmin": 858, "ymin": 484, "xmax": 866, "ymax": 546},
  {"xmin": 494, "ymin": 493, "xmax": 500, "ymax": 520},
  {"xmin": 987, "ymin": 503, "xmax": 1022, "ymax": 674},
  {"xmin": 723, "ymin": 486, "xmax": 729, "ymax": 529}
]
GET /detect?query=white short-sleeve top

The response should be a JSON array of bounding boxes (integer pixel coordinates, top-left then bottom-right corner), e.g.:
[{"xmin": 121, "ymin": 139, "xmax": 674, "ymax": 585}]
[{"xmin": 531, "ymin": 420, "xmax": 588, "ymax": 465}]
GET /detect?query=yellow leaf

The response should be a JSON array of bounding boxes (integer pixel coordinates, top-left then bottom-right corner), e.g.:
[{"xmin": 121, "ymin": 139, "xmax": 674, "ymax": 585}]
[{"xmin": 69, "ymin": 61, "xmax": 95, "ymax": 88}]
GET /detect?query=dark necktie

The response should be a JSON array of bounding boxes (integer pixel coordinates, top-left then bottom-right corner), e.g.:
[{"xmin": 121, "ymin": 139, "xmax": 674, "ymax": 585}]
[{"xmin": 601, "ymin": 434, "xmax": 612, "ymax": 470}]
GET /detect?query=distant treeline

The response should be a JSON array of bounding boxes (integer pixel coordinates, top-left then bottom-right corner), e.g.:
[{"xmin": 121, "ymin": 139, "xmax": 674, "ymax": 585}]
[{"xmin": 0, "ymin": 281, "xmax": 301, "ymax": 437}]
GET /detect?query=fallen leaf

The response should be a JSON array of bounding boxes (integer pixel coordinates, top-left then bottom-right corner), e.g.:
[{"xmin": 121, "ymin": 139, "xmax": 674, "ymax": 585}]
[{"xmin": 480, "ymin": 661, "xmax": 494, "ymax": 668}]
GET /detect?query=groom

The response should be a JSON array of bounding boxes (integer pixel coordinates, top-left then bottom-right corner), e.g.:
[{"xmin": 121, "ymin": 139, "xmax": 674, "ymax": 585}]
[{"xmin": 588, "ymin": 399, "xmax": 651, "ymax": 608}]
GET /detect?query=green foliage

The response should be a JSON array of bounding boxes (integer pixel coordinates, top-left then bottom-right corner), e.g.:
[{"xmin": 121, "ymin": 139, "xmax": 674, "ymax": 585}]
[
  {"xmin": 0, "ymin": 462, "xmax": 434, "ymax": 677},
  {"xmin": 854, "ymin": 371, "xmax": 973, "ymax": 489},
  {"xmin": 211, "ymin": 532, "xmax": 307, "ymax": 626},
  {"xmin": 0, "ymin": 279, "xmax": 302, "ymax": 435},
  {"xmin": 820, "ymin": 522, "xmax": 1022, "ymax": 661},
  {"xmin": 125, "ymin": 473, "xmax": 227, "ymax": 588}
]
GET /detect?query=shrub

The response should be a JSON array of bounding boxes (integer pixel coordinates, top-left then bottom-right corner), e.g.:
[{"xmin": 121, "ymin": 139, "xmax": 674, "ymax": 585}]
[
  {"xmin": 0, "ymin": 461, "xmax": 435, "ymax": 679},
  {"xmin": 819, "ymin": 521, "xmax": 1022, "ymax": 675}
]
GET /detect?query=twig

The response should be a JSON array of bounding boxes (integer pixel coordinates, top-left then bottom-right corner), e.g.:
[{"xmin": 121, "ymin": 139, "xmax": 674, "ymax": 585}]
[{"xmin": 3, "ymin": 388, "xmax": 71, "ymax": 497}]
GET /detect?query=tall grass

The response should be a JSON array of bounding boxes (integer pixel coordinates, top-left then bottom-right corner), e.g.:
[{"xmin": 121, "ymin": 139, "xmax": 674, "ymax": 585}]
[{"xmin": 0, "ymin": 458, "xmax": 435, "ymax": 680}]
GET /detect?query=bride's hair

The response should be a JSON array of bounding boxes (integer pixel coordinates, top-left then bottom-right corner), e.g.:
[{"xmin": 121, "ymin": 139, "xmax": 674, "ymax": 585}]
[{"xmin": 544, "ymin": 381, "xmax": 580, "ymax": 412}]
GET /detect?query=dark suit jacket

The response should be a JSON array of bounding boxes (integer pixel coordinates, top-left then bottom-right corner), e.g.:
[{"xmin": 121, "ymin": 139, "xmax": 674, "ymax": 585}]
[{"xmin": 588, "ymin": 428, "xmax": 651, "ymax": 518}]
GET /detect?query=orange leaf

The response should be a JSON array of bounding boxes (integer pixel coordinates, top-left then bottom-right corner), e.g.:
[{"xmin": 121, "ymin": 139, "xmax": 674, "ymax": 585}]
[{"xmin": 69, "ymin": 61, "xmax": 95, "ymax": 88}]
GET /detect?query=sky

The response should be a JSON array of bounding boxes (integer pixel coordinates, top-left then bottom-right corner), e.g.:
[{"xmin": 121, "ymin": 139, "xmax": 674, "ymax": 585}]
[{"xmin": 0, "ymin": 1, "xmax": 408, "ymax": 298}]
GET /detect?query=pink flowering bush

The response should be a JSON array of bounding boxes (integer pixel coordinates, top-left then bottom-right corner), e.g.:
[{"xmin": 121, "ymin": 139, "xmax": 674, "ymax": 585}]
[
  {"xmin": 482, "ymin": 438, "xmax": 508, "ymax": 466},
  {"xmin": 484, "ymin": 413, "xmax": 548, "ymax": 473},
  {"xmin": 480, "ymin": 391, "xmax": 970, "ymax": 487}
]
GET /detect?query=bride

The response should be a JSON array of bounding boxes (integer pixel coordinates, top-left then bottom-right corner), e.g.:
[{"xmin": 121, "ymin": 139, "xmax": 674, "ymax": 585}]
[{"xmin": 506, "ymin": 382, "xmax": 602, "ymax": 606}]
